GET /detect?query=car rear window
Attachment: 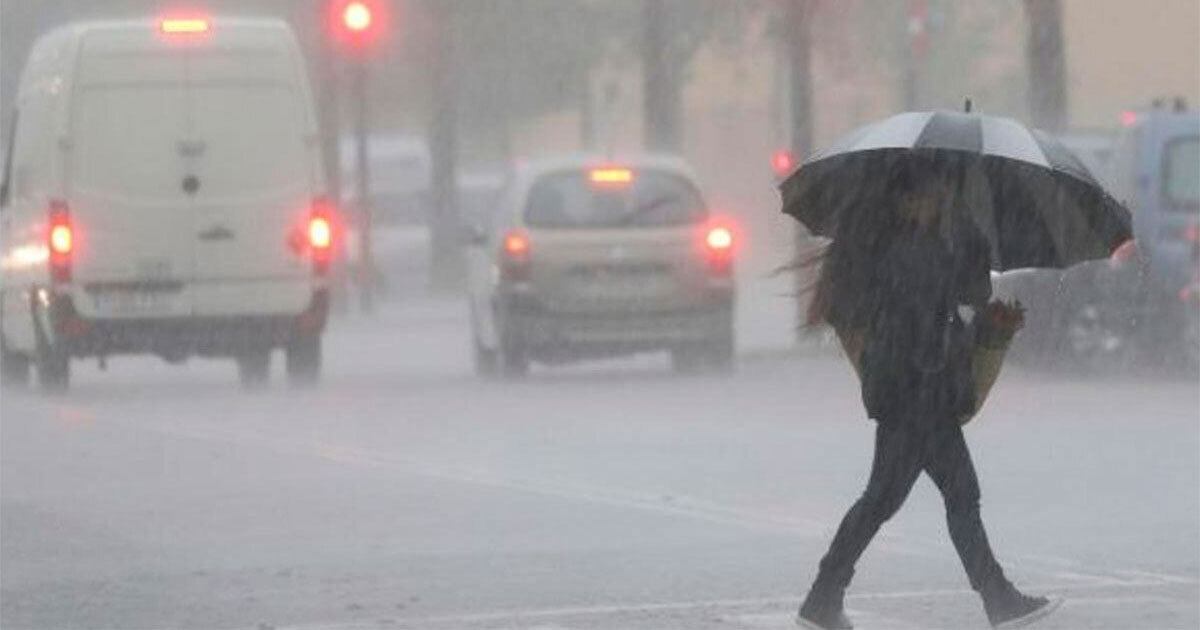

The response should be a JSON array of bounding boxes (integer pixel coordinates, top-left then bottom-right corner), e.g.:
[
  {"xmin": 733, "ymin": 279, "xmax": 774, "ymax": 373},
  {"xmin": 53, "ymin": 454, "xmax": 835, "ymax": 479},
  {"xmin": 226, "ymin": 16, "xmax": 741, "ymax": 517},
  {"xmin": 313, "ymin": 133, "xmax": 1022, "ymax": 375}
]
[
  {"xmin": 524, "ymin": 169, "xmax": 705, "ymax": 228},
  {"xmin": 1163, "ymin": 136, "xmax": 1199, "ymax": 212}
]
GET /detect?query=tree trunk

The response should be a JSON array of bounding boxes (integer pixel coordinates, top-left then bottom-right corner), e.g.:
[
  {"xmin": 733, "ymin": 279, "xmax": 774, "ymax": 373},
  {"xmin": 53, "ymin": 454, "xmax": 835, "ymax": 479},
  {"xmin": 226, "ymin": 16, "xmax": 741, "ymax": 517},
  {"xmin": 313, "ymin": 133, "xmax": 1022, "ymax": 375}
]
[
  {"xmin": 1024, "ymin": 0, "xmax": 1069, "ymax": 131},
  {"xmin": 784, "ymin": 0, "xmax": 817, "ymax": 340},
  {"xmin": 642, "ymin": 0, "xmax": 683, "ymax": 153},
  {"xmin": 428, "ymin": 0, "xmax": 465, "ymax": 292}
]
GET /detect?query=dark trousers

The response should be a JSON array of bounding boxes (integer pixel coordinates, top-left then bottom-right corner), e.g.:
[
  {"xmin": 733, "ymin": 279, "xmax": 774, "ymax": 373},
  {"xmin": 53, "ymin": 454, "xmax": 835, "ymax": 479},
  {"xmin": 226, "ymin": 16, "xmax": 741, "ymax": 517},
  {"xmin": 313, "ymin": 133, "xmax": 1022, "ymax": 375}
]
[{"xmin": 812, "ymin": 419, "xmax": 1008, "ymax": 599}]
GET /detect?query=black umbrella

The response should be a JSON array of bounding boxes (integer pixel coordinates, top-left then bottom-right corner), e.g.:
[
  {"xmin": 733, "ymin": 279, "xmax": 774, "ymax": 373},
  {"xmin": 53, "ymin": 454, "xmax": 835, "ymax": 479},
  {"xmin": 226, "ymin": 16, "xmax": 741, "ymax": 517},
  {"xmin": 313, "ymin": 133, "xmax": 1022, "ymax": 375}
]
[{"xmin": 780, "ymin": 110, "xmax": 1133, "ymax": 270}]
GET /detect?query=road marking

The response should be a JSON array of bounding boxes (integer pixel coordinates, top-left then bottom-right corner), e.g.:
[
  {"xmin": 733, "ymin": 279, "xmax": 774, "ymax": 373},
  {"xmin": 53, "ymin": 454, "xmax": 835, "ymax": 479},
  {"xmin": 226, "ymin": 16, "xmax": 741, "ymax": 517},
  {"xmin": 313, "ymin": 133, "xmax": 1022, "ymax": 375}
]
[
  {"xmin": 34, "ymin": 401, "xmax": 1198, "ymax": 612},
  {"xmin": 277, "ymin": 576, "xmax": 1198, "ymax": 630}
]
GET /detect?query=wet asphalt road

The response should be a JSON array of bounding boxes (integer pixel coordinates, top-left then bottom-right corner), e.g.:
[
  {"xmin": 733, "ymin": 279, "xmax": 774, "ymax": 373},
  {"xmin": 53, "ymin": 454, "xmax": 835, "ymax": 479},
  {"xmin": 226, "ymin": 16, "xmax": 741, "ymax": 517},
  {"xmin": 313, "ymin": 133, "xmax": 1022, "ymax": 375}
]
[{"xmin": 2, "ymin": 299, "xmax": 1197, "ymax": 630}]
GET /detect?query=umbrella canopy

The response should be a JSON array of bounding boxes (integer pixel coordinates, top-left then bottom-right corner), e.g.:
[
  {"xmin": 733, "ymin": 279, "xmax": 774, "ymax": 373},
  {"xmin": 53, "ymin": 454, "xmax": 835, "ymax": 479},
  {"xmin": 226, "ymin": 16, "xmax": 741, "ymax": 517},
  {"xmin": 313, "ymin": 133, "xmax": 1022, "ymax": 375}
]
[{"xmin": 780, "ymin": 111, "xmax": 1133, "ymax": 271}]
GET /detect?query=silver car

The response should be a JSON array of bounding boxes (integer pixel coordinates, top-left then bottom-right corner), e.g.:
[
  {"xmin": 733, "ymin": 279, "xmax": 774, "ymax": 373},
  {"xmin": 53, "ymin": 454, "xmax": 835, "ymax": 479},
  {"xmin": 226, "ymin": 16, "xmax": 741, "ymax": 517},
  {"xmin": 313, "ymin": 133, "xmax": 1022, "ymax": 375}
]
[{"xmin": 466, "ymin": 156, "xmax": 736, "ymax": 376}]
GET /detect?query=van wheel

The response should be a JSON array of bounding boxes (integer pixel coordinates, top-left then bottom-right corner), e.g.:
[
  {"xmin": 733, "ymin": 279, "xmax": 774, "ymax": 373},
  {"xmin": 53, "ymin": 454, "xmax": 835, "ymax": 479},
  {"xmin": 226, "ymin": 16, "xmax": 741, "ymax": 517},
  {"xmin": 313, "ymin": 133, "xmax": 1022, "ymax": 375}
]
[
  {"xmin": 2, "ymin": 345, "xmax": 31, "ymax": 388},
  {"xmin": 237, "ymin": 350, "xmax": 271, "ymax": 389},
  {"xmin": 672, "ymin": 334, "xmax": 735, "ymax": 375},
  {"xmin": 707, "ymin": 330, "xmax": 736, "ymax": 374},
  {"xmin": 286, "ymin": 333, "xmax": 322, "ymax": 387},
  {"xmin": 36, "ymin": 345, "xmax": 70, "ymax": 393},
  {"xmin": 671, "ymin": 346, "xmax": 706, "ymax": 374}
]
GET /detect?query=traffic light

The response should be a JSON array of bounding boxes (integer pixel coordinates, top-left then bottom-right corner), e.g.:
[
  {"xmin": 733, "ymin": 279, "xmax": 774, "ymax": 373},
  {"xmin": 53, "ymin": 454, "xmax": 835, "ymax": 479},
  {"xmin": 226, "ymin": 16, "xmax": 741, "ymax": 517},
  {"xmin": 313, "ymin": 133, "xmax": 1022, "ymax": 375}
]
[
  {"xmin": 328, "ymin": 0, "xmax": 388, "ymax": 52},
  {"xmin": 771, "ymin": 148, "xmax": 796, "ymax": 179}
]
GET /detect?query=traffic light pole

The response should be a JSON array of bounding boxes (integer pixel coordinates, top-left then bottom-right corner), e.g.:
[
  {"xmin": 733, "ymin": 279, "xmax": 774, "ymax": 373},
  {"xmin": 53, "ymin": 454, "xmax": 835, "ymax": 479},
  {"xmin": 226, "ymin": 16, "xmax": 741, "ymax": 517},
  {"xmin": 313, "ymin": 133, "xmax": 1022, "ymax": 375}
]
[{"xmin": 352, "ymin": 58, "xmax": 374, "ymax": 313}]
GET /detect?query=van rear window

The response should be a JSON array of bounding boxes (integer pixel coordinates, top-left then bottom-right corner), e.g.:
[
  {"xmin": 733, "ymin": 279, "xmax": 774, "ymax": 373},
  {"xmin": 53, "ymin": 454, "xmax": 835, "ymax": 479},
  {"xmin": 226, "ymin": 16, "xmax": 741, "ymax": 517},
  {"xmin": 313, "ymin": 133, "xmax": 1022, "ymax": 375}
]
[
  {"xmin": 70, "ymin": 84, "xmax": 307, "ymax": 199},
  {"xmin": 72, "ymin": 86, "xmax": 186, "ymax": 199},
  {"xmin": 524, "ymin": 170, "xmax": 705, "ymax": 229},
  {"xmin": 1164, "ymin": 137, "xmax": 1198, "ymax": 212}
]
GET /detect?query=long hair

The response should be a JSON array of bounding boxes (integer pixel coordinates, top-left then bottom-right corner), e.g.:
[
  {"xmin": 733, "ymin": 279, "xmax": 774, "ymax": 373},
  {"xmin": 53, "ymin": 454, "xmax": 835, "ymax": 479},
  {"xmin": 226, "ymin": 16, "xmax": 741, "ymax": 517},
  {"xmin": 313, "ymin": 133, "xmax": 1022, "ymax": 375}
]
[{"xmin": 799, "ymin": 152, "xmax": 958, "ymax": 330}]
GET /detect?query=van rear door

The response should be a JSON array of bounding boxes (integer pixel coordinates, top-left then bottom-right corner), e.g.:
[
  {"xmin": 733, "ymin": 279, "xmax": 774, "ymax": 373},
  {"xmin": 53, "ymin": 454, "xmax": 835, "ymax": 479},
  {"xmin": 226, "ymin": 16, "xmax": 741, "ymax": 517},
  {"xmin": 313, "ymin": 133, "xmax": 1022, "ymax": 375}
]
[
  {"xmin": 187, "ymin": 80, "xmax": 314, "ymax": 316},
  {"xmin": 68, "ymin": 67, "xmax": 196, "ymax": 319}
]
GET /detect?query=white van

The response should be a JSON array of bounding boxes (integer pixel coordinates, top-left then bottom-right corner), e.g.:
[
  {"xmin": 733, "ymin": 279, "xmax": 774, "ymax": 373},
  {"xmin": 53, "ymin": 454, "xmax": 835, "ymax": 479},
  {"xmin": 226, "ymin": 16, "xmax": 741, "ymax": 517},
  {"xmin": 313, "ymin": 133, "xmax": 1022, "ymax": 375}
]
[{"xmin": 0, "ymin": 17, "xmax": 334, "ymax": 392}]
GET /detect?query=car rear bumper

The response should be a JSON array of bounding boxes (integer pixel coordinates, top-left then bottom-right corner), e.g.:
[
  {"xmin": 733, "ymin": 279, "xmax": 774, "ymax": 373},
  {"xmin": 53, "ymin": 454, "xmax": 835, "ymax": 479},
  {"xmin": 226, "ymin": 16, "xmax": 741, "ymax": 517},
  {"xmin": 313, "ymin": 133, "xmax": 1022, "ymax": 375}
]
[
  {"xmin": 42, "ymin": 289, "xmax": 329, "ymax": 359},
  {"xmin": 503, "ymin": 293, "xmax": 733, "ymax": 359}
]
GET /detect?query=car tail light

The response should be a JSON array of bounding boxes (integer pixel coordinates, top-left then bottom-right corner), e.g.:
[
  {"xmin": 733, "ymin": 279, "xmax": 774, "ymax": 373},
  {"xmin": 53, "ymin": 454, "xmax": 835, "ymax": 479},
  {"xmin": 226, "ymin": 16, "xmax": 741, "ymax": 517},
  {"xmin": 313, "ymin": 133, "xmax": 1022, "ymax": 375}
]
[
  {"xmin": 309, "ymin": 198, "xmax": 336, "ymax": 275},
  {"xmin": 48, "ymin": 201, "xmax": 71, "ymax": 282},
  {"xmin": 500, "ymin": 230, "xmax": 531, "ymax": 282},
  {"xmin": 702, "ymin": 220, "xmax": 736, "ymax": 276}
]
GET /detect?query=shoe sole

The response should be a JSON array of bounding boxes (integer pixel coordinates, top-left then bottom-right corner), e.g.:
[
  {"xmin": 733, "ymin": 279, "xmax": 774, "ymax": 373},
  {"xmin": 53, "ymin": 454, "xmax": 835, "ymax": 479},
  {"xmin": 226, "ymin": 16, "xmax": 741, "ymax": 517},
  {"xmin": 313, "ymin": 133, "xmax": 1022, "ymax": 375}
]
[
  {"xmin": 994, "ymin": 596, "xmax": 1064, "ymax": 630},
  {"xmin": 795, "ymin": 615, "xmax": 850, "ymax": 630},
  {"xmin": 795, "ymin": 617, "xmax": 830, "ymax": 630}
]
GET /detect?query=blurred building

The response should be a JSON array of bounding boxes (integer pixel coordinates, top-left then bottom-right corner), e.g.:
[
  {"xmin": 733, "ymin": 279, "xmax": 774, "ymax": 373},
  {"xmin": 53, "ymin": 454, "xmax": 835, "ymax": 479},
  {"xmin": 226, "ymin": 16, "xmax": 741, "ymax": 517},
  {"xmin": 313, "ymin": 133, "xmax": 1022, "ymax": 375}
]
[{"xmin": 1062, "ymin": 0, "xmax": 1200, "ymax": 127}]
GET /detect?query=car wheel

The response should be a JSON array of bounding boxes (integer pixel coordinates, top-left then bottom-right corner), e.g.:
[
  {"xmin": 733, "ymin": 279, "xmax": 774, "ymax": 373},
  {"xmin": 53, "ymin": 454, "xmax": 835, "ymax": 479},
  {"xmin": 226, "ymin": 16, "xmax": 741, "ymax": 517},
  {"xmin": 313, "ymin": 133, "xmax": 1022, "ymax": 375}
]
[
  {"xmin": 35, "ymin": 343, "xmax": 70, "ymax": 394},
  {"xmin": 237, "ymin": 349, "xmax": 271, "ymax": 389},
  {"xmin": 499, "ymin": 340, "xmax": 529, "ymax": 378},
  {"xmin": 1, "ymin": 343, "xmax": 31, "ymax": 388},
  {"xmin": 1180, "ymin": 305, "xmax": 1200, "ymax": 372},
  {"xmin": 285, "ymin": 333, "xmax": 322, "ymax": 387},
  {"xmin": 496, "ymin": 306, "xmax": 529, "ymax": 378},
  {"xmin": 473, "ymin": 336, "xmax": 499, "ymax": 377}
]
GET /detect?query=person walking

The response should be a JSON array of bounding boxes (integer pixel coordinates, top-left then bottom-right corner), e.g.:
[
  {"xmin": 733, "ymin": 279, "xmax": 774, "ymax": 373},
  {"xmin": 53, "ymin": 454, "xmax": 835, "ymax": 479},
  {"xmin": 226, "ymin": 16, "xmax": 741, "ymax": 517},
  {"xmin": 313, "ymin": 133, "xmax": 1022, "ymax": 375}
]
[{"xmin": 796, "ymin": 163, "xmax": 1062, "ymax": 630}]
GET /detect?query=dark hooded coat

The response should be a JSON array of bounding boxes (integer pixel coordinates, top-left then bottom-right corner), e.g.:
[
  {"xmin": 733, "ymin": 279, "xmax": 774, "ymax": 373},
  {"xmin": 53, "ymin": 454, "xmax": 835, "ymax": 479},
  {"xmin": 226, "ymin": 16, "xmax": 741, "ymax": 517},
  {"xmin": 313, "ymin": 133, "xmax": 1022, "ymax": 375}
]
[{"xmin": 858, "ymin": 218, "xmax": 992, "ymax": 427}]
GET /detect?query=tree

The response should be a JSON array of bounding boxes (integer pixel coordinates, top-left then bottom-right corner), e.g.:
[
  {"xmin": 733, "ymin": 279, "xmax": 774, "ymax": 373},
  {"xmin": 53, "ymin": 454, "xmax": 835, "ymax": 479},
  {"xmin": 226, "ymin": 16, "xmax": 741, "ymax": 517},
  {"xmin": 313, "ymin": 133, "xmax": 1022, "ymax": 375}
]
[
  {"xmin": 640, "ymin": 0, "xmax": 725, "ymax": 153},
  {"xmin": 1023, "ymin": 0, "xmax": 1068, "ymax": 131},
  {"xmin": 427, "ymin": 0, "xmax": 463, "ymax": 292}
]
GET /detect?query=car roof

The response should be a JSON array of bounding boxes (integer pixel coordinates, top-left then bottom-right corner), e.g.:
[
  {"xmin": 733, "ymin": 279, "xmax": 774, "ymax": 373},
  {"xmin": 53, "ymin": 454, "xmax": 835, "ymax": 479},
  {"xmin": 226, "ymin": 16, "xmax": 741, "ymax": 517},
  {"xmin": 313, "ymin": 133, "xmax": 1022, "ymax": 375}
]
[
  {"xmin": 49, "ymin": 16, "xmax": 292, "ymax": 36},
  {"xmin": 510, "ymin": 153, "xmax": 701, "ymax": 185}
]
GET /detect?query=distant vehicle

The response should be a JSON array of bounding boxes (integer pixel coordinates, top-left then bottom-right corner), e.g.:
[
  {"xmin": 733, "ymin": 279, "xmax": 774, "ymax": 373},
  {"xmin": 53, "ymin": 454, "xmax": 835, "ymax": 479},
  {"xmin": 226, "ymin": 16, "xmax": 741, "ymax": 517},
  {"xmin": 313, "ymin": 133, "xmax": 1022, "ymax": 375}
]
[
  {"xmin": 339, "ymin": 133, "xmax": 431, "ymax": 229},
  {"xmin": 340, "ymin": 134, "xmax": 431, "ymax": 298},
  {"xmin": 0, "ymin": 17, "xmax": 334, "ymax": 392},
  {"xmin": 466, "ymin": 156, "xmax": 737, "ymax": 376},
  {"xmin": 996, "ymin": 128, "xmax": 1116, "ymax": 366},
  {"xmin": 1056, "ymin": 128, "xmax": 1116, "ymax": 184},
  {"xmin": 1058, "ymin": 101, "xmax": 1199, "ymax": 370}
]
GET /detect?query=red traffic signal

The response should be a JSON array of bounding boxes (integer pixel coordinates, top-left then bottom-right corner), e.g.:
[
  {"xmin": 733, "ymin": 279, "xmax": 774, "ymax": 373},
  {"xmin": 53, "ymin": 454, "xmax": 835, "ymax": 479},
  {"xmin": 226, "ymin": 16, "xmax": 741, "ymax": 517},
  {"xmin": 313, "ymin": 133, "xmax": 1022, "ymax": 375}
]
[
  {"xmin": 344, "ymin": 2, "xmax": 372, "ymax": 32},
  {"xmin": 771, "ymin": 149, "xmax": 796, "ymax": 178},
  {"xmin": 329, "ymin": 0, "xmax": 388, "ymax": 50}
]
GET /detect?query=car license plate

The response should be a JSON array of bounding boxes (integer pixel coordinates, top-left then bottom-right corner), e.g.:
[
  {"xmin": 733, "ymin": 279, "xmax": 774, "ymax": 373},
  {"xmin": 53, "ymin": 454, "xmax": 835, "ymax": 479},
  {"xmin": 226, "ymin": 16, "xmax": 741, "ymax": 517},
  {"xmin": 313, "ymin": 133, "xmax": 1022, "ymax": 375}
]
[{"xmin": 92, "ymin": 290, "xmax": 172, "ymax": 314}]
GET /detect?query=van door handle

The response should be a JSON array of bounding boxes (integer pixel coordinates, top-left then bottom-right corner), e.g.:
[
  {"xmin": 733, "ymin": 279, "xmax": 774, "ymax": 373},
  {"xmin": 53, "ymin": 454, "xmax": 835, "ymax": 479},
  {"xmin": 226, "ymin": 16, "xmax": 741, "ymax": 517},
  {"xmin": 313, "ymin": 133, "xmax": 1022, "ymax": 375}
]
[{"xmin": 198, "ymin": 225, "xmax": 235, "ymax": 241}]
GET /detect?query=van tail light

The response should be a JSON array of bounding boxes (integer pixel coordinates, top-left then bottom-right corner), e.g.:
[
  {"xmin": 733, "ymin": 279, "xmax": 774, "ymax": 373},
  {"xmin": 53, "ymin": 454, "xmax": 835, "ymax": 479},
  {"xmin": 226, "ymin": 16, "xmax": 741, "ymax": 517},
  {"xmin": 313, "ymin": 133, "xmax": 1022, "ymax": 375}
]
[
  {"xmin": 48, "ymin": 201, "xmax": 72, "ymax": 283},
  {"xmin": 702, "ymin": 220, "xmax": 736, "ymax": 276},
  {"xmin": 309, "ymin": 198, "xmax": 336, "ymax": 275},
  {"xmin": 500, "ymin": 230, "xmax": 531, "ymax": 282}
]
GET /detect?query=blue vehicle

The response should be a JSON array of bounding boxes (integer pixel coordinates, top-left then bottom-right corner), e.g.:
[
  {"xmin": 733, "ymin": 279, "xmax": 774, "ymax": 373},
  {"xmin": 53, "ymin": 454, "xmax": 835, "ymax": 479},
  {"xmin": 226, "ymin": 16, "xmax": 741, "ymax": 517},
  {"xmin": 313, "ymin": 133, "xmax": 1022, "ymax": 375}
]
[{"xmin": 1058, "ymin": 101, "xmax": 1200, "ymax": 371}]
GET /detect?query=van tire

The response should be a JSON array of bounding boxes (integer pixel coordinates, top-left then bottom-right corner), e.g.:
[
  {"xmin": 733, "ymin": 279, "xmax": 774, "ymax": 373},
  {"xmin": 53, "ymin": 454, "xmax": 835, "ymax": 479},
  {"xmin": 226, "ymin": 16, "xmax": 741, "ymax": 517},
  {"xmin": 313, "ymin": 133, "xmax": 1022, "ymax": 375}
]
[
  {"xmin": 237, "ymin": 350, "xmax": 271, "ymax": 389},
  {"xmin": 2, "ymin": 345, "xmax": 31, "ymax": 388},
  {"xmin": 707, "ymin": 333, "xmax": 736, "ymax": 374},
  {"xmin": 672, "ymin": 332, "xmax": 735, "ymax": 375},
  {"xmin": 285, "ymin": 333, "xmax": 322, "ymax": 387},
  {"xmin": 36, "ymin": 345, "xmax": 70, "ymax": 393},
  {"xmin": 500, "ymin": 347, "xmax": 529, "ymax": 378}
]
